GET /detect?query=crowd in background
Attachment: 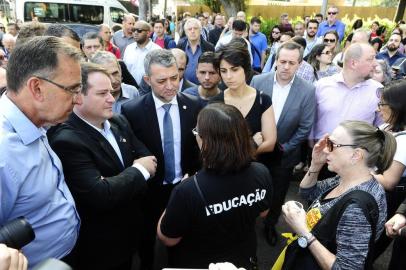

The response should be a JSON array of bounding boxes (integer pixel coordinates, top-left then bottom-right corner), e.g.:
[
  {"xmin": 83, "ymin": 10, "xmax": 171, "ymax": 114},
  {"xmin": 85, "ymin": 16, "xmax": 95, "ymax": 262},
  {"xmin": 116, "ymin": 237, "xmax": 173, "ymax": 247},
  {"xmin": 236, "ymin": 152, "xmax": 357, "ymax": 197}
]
[{"xmin": 0, "ymin": 5, "xmax": 406, "ymax": 270}]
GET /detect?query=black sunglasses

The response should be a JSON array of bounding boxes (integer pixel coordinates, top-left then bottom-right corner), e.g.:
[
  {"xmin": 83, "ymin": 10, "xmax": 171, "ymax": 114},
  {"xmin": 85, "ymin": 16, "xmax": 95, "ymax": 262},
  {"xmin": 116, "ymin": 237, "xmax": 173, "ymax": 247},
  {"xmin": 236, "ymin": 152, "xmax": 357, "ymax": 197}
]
[
  {"xmin": 133, "ymin": 28, "xmax": 147, "ymax": 33},
  {"xmin": 324, "ymin": 38, "xmax": 336, "ymax": 43},
  {"xmin": 328, "ymin": 12, "xmax": 338, "ymax": 15}
]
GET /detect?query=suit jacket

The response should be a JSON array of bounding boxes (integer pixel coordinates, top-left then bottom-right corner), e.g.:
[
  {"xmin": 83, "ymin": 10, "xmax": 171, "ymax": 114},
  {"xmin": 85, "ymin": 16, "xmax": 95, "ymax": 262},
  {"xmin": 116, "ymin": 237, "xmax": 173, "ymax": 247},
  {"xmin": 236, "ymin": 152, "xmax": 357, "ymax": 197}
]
[
  {"xmin": 177, "ymin": 37, "xmax": 215, "ymax": 53},
  {"xmin": 250, "ymin": 72, "xmax": 316, "ymax": 168},
  {"xmin": 121, "ymin": 92, "xmax": 201, "ymax": 187},
  {"xmin": 48, "ymin": 113, "xmax": 150, "ymax": 269},
  {"xmin": 181, "ymin": 78, "xmax": 196, "ymax": 92}
]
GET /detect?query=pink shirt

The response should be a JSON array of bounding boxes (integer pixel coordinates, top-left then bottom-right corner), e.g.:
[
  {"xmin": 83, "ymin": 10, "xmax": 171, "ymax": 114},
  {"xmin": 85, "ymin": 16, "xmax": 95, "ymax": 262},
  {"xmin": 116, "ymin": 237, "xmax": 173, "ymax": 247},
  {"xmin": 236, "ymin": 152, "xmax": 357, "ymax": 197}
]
[{"xmin": 311, "ymin": 72, "xmax": 383, "ymax": 140}]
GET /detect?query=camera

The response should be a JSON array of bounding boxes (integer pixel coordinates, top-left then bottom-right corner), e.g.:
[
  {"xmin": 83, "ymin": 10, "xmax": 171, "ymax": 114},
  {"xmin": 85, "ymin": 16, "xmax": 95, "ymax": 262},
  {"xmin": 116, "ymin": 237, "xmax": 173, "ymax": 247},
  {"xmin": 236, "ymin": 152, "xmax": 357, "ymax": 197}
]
[{"xmin": 0, "ymin": 217, "xmax": 35, "ymax": 249}]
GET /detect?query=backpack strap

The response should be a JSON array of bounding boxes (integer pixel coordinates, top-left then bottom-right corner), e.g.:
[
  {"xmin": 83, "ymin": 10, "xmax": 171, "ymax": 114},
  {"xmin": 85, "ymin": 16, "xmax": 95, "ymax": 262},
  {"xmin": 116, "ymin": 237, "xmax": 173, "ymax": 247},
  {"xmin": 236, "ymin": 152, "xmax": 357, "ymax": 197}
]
[{"xmin": 312, "ymin": 189, "xmax": 379, "ymax": 270}]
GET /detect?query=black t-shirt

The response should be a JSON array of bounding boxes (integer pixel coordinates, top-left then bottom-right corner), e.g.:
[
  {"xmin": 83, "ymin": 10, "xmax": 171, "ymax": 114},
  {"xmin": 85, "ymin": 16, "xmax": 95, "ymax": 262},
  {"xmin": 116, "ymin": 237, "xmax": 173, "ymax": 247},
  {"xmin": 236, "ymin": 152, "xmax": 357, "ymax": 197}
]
[{"xmin": 160, "ymin": 162, "xmax": 272, "ymax": 268}]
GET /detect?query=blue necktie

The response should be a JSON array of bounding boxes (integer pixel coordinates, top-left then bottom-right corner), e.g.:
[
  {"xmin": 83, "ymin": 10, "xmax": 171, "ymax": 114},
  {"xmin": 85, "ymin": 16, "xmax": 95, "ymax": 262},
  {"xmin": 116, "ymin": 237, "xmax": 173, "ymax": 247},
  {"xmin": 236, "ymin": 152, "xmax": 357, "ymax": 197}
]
[{"xmin": 163, "ymin": 104, "xmax": 175, "ymax": 183}]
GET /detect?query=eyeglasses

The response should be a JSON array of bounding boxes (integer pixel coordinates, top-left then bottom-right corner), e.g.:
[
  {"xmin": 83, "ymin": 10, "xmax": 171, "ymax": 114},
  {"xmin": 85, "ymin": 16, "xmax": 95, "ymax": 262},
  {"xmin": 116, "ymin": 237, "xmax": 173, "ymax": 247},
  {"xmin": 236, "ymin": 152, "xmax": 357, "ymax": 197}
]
[
  {"xmin": 326, "ymin": 137, "xmax": 357, "ymax": 152},
  {"xmin": 35, "ymin": 76, "xmax": 82, "ymax": 96},
  {"xmin": 192, "ymin": 127, "xmax": 199, "ymax": 136},
  {"xmin": 133, "ymin": 28, "xmax": 147, "ymax": 33},
  {"xmin": 378, "ymin": 102, "xmax": 389, "ymax": 108},
  {"xmin": 323, "ymin": 38, "xmax": 336, "ymax": 43},
  {"xmin": 327, "ymin": 12, "xmax": 338, "ymax": 15},
  {"xmin": 321, "ymin": 51, "xmax": 333, "ymax": 55}
]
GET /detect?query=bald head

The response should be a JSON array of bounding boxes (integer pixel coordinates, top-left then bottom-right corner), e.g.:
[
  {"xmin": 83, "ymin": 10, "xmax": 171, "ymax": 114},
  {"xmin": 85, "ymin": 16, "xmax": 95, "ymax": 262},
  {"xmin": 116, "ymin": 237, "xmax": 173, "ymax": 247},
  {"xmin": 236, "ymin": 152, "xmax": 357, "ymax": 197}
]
[
  {"xmin": 344, "ymin": 43, "xmax": 372, "ymax": 63},
  {"xmin": 351, "ymin": 29, "xmax": 369, "ymax": 44},
  {"xmin": 171, "ymin": 48, "xmax": 186, "ymax": 80},
  {"xmin": 236, "ymin": 11, "xmax": 246, "ymax": 22}
]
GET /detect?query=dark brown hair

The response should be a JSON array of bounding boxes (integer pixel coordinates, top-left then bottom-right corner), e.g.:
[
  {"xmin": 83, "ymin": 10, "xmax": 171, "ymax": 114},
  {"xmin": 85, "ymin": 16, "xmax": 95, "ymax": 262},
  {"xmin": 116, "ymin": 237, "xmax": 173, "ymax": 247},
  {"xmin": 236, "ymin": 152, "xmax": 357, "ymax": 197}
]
[{"xmin": 198, "ymin": 103, "xmax": 255, "ymax": 174}]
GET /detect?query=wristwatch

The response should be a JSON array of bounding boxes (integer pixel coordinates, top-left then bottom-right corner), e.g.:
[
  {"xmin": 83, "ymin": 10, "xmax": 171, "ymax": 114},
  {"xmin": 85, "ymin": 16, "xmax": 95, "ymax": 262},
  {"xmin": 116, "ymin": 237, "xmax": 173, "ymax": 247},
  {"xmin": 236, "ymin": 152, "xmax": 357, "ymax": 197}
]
[{"xmin": 298, "ymin": 233, "xmax": 316, "ymax": 248}]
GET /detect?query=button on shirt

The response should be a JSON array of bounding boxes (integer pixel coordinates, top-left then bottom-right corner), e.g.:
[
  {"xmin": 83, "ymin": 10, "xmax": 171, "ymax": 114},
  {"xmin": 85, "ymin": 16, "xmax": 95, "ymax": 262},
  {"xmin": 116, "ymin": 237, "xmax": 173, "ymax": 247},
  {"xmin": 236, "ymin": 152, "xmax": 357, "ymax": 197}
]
[
  {"xmin": 152, "ymin": 94, "xmax": 182, "ymax": 184},
  {"xmin": 0, "ymin": 95, "xmax": 80, "ymax": 268},
  {"xmin": 184, "ymin": 42, "xmax": 203, "ymax": 85},
  {"xmin": 123, "ymin": 40, "xmax": 162, "ymax": 86},
  {"xmin": 272, "ymin": 75, "xmax": 295, "ymax": 124},
  {"xmin": 311, "ymin": 73, "xmax": 383, "ymax": 140}
]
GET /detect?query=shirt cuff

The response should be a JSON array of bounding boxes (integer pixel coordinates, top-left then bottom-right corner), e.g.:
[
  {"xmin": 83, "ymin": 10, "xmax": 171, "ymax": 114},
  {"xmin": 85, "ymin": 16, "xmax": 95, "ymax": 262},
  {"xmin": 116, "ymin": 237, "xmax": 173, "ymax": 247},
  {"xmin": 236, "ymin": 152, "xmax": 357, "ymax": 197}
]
[{"xmin": 132, "ymin": 163, "xmax": 150, "ymax": 181}]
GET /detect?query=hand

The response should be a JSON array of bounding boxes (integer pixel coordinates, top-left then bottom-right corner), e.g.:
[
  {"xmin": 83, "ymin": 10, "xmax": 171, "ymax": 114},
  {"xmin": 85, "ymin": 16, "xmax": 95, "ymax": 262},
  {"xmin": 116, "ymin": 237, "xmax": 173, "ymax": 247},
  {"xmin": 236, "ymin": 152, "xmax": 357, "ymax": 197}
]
[
  {"xmin": 310, "ymin": 134, "xmax": 328, "ymax": 169},
  {"xmin": 253, "ymin": 132, "xmax": 263, "ymax": 146},
  {"xmin": 385, "ymin": 213, "xmax": 406, "ymax": 238},
  {"xmin": 134, "ymin": 156, "xmax": 157, "ymax": 177},
  {"xmin": 282, "ymin": 202, "xmax": 309, "ymax": 236},
  {"xmin": 208, "ymin": 262, "xmax": 245, "ymax": 270},
  {"xmin": 0, "ymin": 244, "xmax": 28, "ymax": 270}
]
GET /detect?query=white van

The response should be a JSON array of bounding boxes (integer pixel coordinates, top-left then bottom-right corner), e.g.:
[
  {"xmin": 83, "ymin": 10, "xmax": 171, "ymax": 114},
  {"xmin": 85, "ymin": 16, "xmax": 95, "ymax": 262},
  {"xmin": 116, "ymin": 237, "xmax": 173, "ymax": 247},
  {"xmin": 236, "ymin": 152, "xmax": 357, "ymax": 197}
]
[{"xmin": 15, "ymin": 0, "xmax": 129, "ymax": 27}]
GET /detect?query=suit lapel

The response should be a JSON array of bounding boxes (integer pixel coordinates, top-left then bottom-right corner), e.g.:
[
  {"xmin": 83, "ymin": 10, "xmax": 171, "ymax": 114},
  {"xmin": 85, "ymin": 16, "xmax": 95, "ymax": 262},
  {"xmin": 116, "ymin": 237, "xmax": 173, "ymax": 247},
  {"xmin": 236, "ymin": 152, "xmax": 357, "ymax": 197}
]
[
  {"xmin": 110, "ymin": 123, "xmax": 130, "ymax": 168},
  {"xmin": 69, "ymin": 113, "xmax": 124, "ymax": 170},
  {"xmin": 177, "ymin": 94, "xmax": 189, "ymax": 159},
  {"xmin": 145, "ymin": 94, "xmax": 164, "ymax": 157},
  {"xmin": 277, "ymin": 76, "xmax": 299, "ymax": 128}
]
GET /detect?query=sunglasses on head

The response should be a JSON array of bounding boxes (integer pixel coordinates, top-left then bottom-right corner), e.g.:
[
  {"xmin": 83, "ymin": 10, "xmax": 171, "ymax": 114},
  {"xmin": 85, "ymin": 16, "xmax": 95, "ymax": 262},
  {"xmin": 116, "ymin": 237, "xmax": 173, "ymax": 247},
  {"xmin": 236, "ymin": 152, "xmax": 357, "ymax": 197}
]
[{"xmin": 324, "ymin": 38, "xmax": 336, "ymax": 43}]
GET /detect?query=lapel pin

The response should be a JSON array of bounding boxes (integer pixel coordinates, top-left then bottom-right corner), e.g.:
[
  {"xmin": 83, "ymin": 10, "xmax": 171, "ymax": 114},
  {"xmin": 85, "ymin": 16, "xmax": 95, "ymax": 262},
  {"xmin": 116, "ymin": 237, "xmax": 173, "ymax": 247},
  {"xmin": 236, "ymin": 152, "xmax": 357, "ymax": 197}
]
[
  {"xmin": 122, "ymin": 138, "xmax": 126, "ymax": 143},
  {"xmin": 183, "ymin": 105, "xmax": 187, "ymax": 110}
]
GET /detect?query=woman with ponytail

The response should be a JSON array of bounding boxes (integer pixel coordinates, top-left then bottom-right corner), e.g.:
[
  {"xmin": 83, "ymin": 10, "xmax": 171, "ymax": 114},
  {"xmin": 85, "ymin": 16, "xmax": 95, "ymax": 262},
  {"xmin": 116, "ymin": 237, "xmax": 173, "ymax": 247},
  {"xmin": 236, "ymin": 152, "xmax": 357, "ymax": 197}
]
[{"xmin": 275, "ymin": 120, "xmax": 396, "ymax": 270}]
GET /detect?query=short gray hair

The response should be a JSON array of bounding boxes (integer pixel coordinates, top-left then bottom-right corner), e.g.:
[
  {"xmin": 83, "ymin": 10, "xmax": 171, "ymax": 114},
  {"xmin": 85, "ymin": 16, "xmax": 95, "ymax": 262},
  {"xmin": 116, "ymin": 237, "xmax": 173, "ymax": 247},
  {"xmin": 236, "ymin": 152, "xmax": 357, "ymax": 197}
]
[
  {"xmin": 144, "ymin": 49, "xmax": 177, "ymax": 76},
  {"xmin": 7, "ymin": 36, "xmax": 83, "ymax": 93},
  {"xmin": 90, "ymin": 51, "xmax": 118, "ymax": 66}
]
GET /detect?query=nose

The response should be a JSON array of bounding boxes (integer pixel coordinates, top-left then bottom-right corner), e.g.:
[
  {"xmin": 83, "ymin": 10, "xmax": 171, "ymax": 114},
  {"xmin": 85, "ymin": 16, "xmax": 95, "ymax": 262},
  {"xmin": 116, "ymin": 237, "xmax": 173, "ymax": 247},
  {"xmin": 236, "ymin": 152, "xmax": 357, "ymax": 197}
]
[
  {"xmin": 204, "ymin": 72, "xmax": 210, "ymax": 80},
  {"xmin": 107, "ymin": 92, "xmax": 115, "ymax": 103},
  {"xmin": 73, "ymin": 93, "xmax": 83, "ymax": 105}
]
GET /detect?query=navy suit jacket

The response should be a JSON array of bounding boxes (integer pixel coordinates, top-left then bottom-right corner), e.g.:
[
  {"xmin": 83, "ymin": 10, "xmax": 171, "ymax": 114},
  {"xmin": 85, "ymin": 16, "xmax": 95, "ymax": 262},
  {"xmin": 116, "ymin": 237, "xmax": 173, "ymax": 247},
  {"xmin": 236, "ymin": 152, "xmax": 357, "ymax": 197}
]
[{"xmin": 121, "ymin": 92, "xmax": 202, "ymax": 187}]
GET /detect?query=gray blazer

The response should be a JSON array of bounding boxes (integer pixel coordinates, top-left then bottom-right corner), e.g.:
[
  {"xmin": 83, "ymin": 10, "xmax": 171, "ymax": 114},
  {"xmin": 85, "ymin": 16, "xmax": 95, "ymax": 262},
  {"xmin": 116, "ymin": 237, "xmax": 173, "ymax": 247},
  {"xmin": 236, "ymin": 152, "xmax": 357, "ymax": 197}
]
[{"xmin": 250, "ymin": 72, "xmax": 316, "ymax": 168}]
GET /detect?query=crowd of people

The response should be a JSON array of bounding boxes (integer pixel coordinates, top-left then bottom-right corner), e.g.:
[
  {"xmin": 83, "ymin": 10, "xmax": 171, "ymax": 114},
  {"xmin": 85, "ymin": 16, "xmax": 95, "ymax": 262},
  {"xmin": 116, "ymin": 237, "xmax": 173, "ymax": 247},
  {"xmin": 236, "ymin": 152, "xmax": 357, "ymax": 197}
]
[{"xmin": 0, "ymin": 5, "xmax": 406, "ymax": 270}]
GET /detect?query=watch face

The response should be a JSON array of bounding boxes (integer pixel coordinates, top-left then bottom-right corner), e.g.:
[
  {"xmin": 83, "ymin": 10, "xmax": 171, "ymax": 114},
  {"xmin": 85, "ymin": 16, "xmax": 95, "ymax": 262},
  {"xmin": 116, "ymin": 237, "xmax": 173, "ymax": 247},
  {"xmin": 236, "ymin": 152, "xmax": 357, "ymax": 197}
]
[{"xmin": 298, "ymin": 236, "xmax": 307, "ymax": 248}]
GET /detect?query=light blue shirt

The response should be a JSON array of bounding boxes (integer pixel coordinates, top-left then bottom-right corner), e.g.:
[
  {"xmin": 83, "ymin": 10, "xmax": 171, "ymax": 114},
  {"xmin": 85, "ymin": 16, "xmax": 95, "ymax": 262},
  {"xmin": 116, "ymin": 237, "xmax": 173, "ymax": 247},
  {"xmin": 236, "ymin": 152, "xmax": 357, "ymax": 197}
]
[
  {"xmin": 0, "ymin": 95, "xmax": 80, "ymax": 268},
  {"xmin": 316, "ymin": 20, "xmax": 346, "ymax": 42}
]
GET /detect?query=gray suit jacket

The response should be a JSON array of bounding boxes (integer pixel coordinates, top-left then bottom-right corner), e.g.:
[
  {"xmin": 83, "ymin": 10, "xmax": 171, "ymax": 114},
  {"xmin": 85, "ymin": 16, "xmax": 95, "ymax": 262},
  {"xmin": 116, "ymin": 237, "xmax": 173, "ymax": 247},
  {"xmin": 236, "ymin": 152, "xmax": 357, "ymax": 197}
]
[{"xmin": 250, "ymin": 72, "xmax": 316, "ymax": 168}]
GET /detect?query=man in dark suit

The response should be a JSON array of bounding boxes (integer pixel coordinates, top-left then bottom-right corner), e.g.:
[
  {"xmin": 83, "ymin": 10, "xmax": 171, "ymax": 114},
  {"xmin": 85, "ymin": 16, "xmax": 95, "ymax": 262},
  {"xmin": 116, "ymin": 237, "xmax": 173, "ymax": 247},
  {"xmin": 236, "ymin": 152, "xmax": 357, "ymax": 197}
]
[
  {"xmin": 48, "ymin": 63, "xmax": 157, "ymax": 270},
  {"xmin": 250, "ymin": 41, "xmax": 316, "ymax": 246},
  {"xmin": 122, "ymin": 49, "xmax": 201, "ymax": 270}
]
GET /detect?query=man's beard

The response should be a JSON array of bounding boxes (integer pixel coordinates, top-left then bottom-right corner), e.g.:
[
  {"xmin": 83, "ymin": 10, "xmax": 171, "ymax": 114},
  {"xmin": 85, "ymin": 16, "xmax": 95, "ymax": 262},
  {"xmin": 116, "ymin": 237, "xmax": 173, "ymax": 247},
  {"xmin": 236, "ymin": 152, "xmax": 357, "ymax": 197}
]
[
  {"xmin": 307, "ymin": 32, "xmax": 316, "ymax": 38},
  {"xmin": 387, "ymin": 45, "xmax": 399, "ymax": 52}
]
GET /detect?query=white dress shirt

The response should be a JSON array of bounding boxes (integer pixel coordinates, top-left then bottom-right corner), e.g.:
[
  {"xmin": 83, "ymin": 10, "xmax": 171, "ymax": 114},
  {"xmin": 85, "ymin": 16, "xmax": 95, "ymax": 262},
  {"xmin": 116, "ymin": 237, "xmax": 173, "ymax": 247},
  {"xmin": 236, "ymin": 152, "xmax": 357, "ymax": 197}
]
[
  {"xmin": 77, "ymin": 115, "xmax": 150, "ymax": 180},
  {"xmin": 123, "ymin": 39, "xmax": 162, "ymax": 85},
  {"xmin": 152, "ymin": 93, "xmax": 182, "ymax": 184},
  {"xmin": 272, "ymin": 75, "xmax": 295, "ymax": 124}
]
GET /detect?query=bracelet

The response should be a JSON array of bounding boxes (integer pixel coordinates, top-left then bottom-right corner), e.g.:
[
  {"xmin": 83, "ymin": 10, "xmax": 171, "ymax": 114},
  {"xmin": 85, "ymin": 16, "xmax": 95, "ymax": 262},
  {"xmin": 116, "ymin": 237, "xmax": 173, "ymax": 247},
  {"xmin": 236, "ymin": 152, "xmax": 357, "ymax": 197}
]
[{"xmin": 308, "ymin": 234, "xmax": 316, "ymax": 247}]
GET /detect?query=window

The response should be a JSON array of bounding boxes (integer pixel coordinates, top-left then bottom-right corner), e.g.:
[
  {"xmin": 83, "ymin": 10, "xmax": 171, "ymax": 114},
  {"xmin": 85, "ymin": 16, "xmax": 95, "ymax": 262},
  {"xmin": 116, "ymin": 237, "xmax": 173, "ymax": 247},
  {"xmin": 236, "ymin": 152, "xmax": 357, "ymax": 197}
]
[
  {"xmin": 110, "ymin": 7, "xmax": 125, "ymax": 24},
  {"xmin": 24, "ymin": 2, "xmax": 103, "ymax": 24}
]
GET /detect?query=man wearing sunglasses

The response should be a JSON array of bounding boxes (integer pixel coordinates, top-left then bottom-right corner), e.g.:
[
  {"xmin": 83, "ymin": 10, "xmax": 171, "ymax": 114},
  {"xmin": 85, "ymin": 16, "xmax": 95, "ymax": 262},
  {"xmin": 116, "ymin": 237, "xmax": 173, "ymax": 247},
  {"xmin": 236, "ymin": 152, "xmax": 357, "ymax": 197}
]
[
  {"xmin": 316, "ymin": 5, "xmax": 346, "ymax": 42},
  {"xmin": 123, "ymin": 20, "xmax": 161, "ymax": 88},
  {"xmin": 0, "ymin": 36, "xmax": 82, "ymax": 268}
]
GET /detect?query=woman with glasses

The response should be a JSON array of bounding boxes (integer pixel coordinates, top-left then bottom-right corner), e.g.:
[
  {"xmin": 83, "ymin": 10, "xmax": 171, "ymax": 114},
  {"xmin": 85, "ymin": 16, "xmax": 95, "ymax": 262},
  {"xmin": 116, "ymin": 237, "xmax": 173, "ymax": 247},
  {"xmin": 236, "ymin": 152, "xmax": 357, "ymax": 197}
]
[
  {"xmin": 211, "ymin": 38, "xmax": 277, "ymax": 170},
  {"xmin": 372, "ymin": 80, "xmax": 406, "ymax": 262},
  {"xmin": 307, "ymin": 44, "xmax": 340, "ymax": 80},
  {"xmin": 280, "ymin": 120, "xmax": 395, "ymax": 270},
  {"xmin": 157, "ymin": 103, "xmax": 273, "ymax": 269},
  {"xmin": 269, "ymin": 25, "xmax": 282, "ymax": 56}
]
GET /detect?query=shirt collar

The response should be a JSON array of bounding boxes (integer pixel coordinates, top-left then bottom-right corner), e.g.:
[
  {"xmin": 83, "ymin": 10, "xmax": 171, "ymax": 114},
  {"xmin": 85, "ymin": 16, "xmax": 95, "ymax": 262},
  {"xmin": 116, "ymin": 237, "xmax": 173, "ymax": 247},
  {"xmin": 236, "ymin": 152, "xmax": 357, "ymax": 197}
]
[
  {"xmin": 135, "ymin": 39, "xmax": 153, "ymax": 49},
  {"xmin": 0, "ymin": 94, "xmax": 44, "ymax": 145},
  {"xmin": 76, "ymin": 113, "xmax": 111, "ymax": 134},
  {"xmin": 273, "ymin": 73, "xmax": 295, "ymax": 88},
  {"xmin": 152, "ymin": 92, "xmax": 178, "ymax": 110},
  {"xmin": 334, "ymin": 72, "xmax": 377, "ymax": 89}
]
